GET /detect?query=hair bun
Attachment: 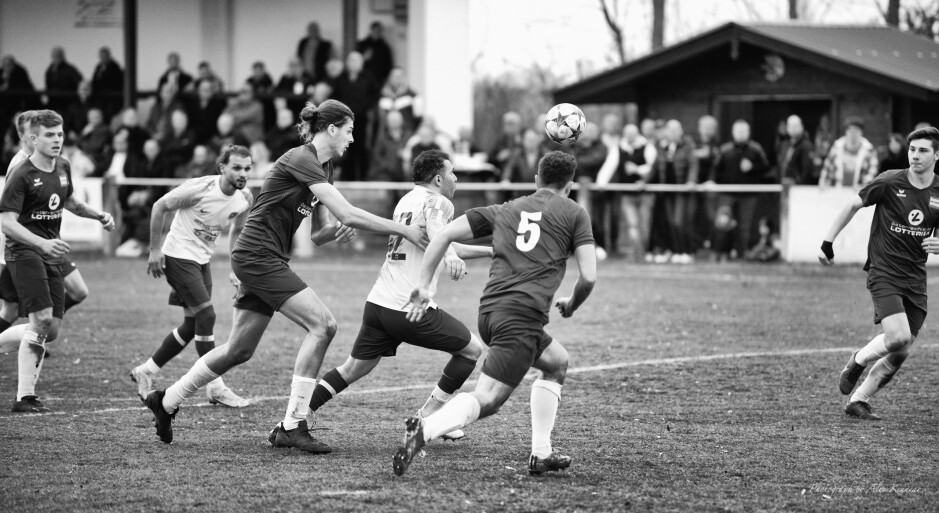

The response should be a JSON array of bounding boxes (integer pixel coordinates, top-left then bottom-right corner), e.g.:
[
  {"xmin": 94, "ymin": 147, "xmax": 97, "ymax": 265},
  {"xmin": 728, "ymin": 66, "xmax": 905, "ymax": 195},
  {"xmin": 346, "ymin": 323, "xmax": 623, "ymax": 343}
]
[{"xmin": 300, "ymin": 103, "xmax": 318, "ymax": 123}]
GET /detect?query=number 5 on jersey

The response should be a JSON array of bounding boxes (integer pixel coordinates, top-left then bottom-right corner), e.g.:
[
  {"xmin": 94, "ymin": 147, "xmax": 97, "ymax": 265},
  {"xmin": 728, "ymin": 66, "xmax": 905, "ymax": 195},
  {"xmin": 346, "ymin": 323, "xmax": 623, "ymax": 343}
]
[{"xmin": 516, "ymin": 211, "xmax": 542, "ymax": 252}]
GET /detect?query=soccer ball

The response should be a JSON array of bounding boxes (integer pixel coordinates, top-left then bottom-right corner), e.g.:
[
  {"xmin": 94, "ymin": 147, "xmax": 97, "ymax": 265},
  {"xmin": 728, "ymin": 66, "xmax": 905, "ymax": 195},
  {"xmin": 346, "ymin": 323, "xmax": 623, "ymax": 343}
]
[{"xmin": 544, "ymin": 103, "xmax": 586, "ymax": 145}]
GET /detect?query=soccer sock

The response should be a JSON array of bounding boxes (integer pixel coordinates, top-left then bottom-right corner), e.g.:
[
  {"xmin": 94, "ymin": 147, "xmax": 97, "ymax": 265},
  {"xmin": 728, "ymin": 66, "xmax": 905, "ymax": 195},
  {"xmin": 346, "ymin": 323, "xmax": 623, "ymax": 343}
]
[
  {"xmin": 151, "ymin": 318, "xmax": 196, "ymax": 368},
  {"xmin": 63, "ymin": 295, "xmax": 81, "ymax": 312},
  {"xmin": 194, "ymin": 336, "xmax": 215, "ymax": 357},
  {"xmin": 855, "ymin": 334, "xmax": 889, "ymax": 366},
  {"xmin": 16, "ymin": 330, "xmax": 45, "ymax": 401},
  {"xmin": 437, "ymin": 355, "xmax": 477, "ymax": 394},
  {"xmin": 851, "ymin": 358, "xmax": 900, "ymax": 404},
  {"xmin": 0, "ymin": 324, "xmax": 28, "ymax": 354},
  {"xmin": 139, "ymin": 358, "xmax": 161, "ymax": 375},
  {"xmin": 309, "ymin": 369, "xmax": 348, "ymax": 412},
  {"xmin": 419, "ymin": 386, "xmax": 454, "ymax": 418},
  {"xmin": 530, "ymin": 379, "xmax": 563, "ymax": 458},
  {"xmin": 421, "ymin": 392, "xmax": 481, "ymax": 443},
  {"xmin": 283, "ymin": 375, "xmax": 317, "ymax": 430},
  {"xmin": 162, "ymin": 358, "xmax": 219, "ymax": 413}
]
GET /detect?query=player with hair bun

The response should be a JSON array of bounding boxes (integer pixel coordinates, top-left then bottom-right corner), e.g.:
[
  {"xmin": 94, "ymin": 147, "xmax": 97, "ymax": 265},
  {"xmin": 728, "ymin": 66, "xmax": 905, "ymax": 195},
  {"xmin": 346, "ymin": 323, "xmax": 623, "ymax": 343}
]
[{"xmin": 144, "ymin": 100, "xmax": 426, "ymax": 452}]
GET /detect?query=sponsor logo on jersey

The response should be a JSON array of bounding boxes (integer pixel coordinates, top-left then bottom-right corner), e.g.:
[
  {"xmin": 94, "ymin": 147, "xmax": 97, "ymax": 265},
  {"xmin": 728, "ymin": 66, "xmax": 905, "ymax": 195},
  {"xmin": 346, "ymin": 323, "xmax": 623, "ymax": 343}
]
[
  {"xmin": 32, "ymin": 178, "xmax": 42, "ymax": 187},
  {"xmin": 59, "ymin": 174, "xmax": 68, "ymax": 187},
  {"xmin": 193, "ymin": 228, "xmax": 219, "ymax": 243},
  {"xmin": 897, "ymin": 188, "xmax": 906, "ymax": 197},
  {"xmin": 908, "ymin": 209, "xmax": 924, "ymax": 226},
  {"xmin": 929, "ymin": 196, "xmax": 939, "ymax": 210},
  {"xmin": 48, "ymin": 193, "xmax": 60, "ymax": 210},
  {"xmin": 297, "ymin": 201, "xmax": 315, "ymax": 217}
]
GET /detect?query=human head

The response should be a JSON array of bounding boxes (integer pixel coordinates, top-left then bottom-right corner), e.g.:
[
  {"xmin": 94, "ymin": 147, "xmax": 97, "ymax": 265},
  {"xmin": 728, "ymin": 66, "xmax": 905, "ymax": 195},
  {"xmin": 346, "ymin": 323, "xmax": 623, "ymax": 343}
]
[
  {"xmin": 311, "ymin": 81, "xmax": 332, "ymax": 104},
  {"xmin": 412, "ymin": 150, "xmax": 457, "ymax": 199},
  {"xmin": 665, "ymin": 120, "xmax": 683, "ymax": 143},
  {"xmin": 386, "ymin": 110, "xmax": 404, "ymax": 130},
  {"xmin": 786, "ymin": 115, "xmax": 804, "ymax": 139},
  {"xmin": 28, "ymin": 110, "xmax": 64, "ymax": 159},
  {"xmin": 99, "ymin": 46, "xmax": 111, "ymax": 64},
  {"xmin": 192, "ymin": 145, "xmax": 208, "ymax": 164},
  {"xmin": 907, "ymin": 126, "xmax": 939, "ymax": 174},
  {"xmin": 307, "ymin": 22, "xmax": 321, "ymax": 38},
  {"xmin": 370, "ymin": 21, "xmax": 384, "ymax": 39},
  {"xmin": 276, "ymin": 108, "xmax": 294, "ymax": 130},
  {"xmin": 237, "ymin": 84, "xmax": 254, "ymax": 101},
  {"xmin": 297, "ymin": 100, "xmax": 355, "ymax": 156},
  {"xmin": 287, "ymin": 57, "xmax": 302, "ymax": 75},
  {"xmin": 2, "ymin": 55, "xmax": 15, "ymax": 73},
  {"xmin": 345, "ymin": 52, "xmax": 364, "ymax": 74},
  {"xmin": 87, "ymin": 108, "xmax": 103, "ymax": 127},
  {"xmin": 844, "ymin": 117, "xmax": 864, "ymax": 145},
  {"xmin": 197, "ymin": 61, "xmax": 212, "ymax": 79},
  {"xmin": 216, "ymin": 113, "xmax": 234, "ymax": 135},
  {"xmin": 502, "ymin": 111, "xmax": 522, "ymax": 136},
  {"xmin": 51, "ymin": 46, "xmax": 64, "ymax": 64},
  {"xmin": 580, "ymin": 122, "xmax": 600, "ymax": 145},
  {"xmin": 537, "ymin": 151, "xmax": 577, "ymax": 193},
  {"xmin": 167, "ymin": 52, "xmax": 180, "ymax": 69},
  {"xmin": 732, "ymin": 120, "xmax": 750, "ymax": 143},
  {"xmin": 77, "ymin": 80, "xmax": 92, "ymax": 100},
  {"xmin": 112, "ymin": 128, "xmax": 129, "ymax": 153},
  {"xmin": 388, "ymin": 67, "xmax": 406, "ymax": 88},
  {"xmin": 143, "ymin": 139, "xmax": 160, "ymax": 160},
  {"xmin": 623, "ymin": 123, "xmax": 640, "ymax": 144},
  {"xmin": 417, "ymin": 123, "xmax": 435, "ymax": 144},
  {"xmin": 170, "ymin": 109, "xmax": 188, "ymax": 133},
  {"xmin": 698, "ymin": 115, "xmax": 717, "ymax": 139},
  {"xmin": 601, "ymin": 113, "xmax": 623, "ymax": 137},
  {"xmin": 197, "ymin": 80, "xmax": 214, "ymax": 101},
  {"xmin": 325, "ymin": 58, "xmax": 344, "ymax": 79},
  {"xmin": 252, "ymin": 61, "xmax": 266, "ymax": 78},
  {"xmin": 522, "ymin": 128, "xmax": 541, "ymax": 151},
  {"xmin": 888, "ymin": 133, "xmax": 904, "ymax": 154},
  {"xmin": 159, "ymin": 82, "xmax": 177, "ymax": 104},
  {"xmin": 121, "ymin": 107, "xmax": 139, "ymax": 127},
  {"xmin": 217, "ymin": 144, "xmax": 252, "ymax": 190},
  {"xmin": 250, "ymin": 141, "xmax": 270, "ymax": 167},
  {"xmin": 640, "ymin": 118, "xmax": 657, "ymax": 140}
]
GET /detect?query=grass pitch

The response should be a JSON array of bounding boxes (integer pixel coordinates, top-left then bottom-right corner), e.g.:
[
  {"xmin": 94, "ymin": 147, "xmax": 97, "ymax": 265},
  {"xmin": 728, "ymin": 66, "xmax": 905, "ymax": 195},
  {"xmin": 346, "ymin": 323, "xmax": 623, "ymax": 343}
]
[{"xmin": 1, "ymin": 253, "xmax": 938, "ymax": 512}]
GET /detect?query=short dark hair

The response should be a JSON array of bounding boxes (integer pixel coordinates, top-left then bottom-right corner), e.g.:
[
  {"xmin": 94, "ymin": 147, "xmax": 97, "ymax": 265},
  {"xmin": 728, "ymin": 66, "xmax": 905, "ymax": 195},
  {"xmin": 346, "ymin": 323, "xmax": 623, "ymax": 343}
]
[
  {"xmin": 29, "ymin": 110, "xmax": 63, "ymax": 134},
  {"xmin": 217, "ymin": 144, "xmax": 251, "ymax": 167},
  {"xmin": 844, "ymin": 116, "xmax": 865, "ymax": 131},
  {"xmin": 412, "ymin": 150, "xmax": 450, "ymax": 184},
  {"xmin": 297, "ymin": 100, "xmax": 355, "ymax": 142},
  {"xmin": 538, "ymin": 151, "xmax": 577, "ymax": 188},
  {"xmin": 907, "ymin": 126, "xmax": 939, "ymax": 151}
]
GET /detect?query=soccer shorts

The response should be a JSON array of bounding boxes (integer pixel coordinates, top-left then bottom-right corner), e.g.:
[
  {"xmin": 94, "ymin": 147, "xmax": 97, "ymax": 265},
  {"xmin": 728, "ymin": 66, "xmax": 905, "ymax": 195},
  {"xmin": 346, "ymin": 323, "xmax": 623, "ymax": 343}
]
[
  {"xmin": 8, "ymin": 257, "xmax": 65, "ymax": 319},
  {"xmin": 58, "ymin": 256, "xmax": 78, "ymax": 278},
  {"xmin": 165, "ymin": 255, "xmax": 213, "ymax": 308},
  {"xmin": 351, "ymin": 302, "xmax": 471, "ymax": 360},
  {"xmin": 230, "ymin": 248, "xmax": 306, "ymax": 317},
  {"xmin": 477, "ymin": 309, "xmax": 553, "ymax": 388},
  {"xmin": 0, "ymin": 266, "xmax": 17, "ymax": 303},
  {"xmin": 868, "ymin": 276, "xmax": 927, "ymax": 337}
]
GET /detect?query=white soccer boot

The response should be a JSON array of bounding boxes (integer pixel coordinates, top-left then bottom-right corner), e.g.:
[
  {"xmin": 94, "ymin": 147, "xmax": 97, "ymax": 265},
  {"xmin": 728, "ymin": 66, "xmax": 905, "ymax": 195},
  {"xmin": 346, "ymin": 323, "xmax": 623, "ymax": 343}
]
[{"xmin": 206, "ymin": 378, "xmax": 250, "ymax": 408}]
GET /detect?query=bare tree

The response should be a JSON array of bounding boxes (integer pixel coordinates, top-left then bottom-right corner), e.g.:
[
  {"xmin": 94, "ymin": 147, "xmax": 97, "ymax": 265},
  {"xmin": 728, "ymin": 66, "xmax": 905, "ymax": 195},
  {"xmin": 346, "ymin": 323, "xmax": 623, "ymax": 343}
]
[
  {"xmin": 789, "ymin": 0, "xmax": 798, "ymax": 19},
  {"xmin": 875, "ymin": 0, "xmax": 902, "ymax": 26},
  {"xmin": 599, "ymin": 0, "xmax": 627, "ymax": 65},
  {"xmin": 652, "ymin": 0, "xmax": 666, "ymax": 50},
  {"xmin": 904, "ymin": 1, "xmax": 939, "ymax": 40}
]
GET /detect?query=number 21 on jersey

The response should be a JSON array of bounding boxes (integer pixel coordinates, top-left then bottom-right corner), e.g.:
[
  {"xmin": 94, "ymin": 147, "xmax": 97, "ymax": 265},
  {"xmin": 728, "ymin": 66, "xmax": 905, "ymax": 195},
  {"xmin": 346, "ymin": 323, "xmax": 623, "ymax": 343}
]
[
  {"xmin": 516, "ymin": 211, "xmax": 542, "ymax": 252},
  {"xmin": 387, "ymin": 211, "xmax": 413, "ymax": 260}
]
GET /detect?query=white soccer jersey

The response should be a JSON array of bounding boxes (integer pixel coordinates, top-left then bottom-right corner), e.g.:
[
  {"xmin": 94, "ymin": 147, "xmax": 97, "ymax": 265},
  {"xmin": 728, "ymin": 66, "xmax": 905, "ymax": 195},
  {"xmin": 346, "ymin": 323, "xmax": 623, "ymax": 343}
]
[
  {"xmin": 367, "ymin": 186, "xmax": 453, "ymax": 311},
  {"xmin": 161, "ymin": 175, "xmax": 251, "ymax": 264},
  {"xmin": 1, "ymin": 150, "xmax": 31, "ymax": 265}
]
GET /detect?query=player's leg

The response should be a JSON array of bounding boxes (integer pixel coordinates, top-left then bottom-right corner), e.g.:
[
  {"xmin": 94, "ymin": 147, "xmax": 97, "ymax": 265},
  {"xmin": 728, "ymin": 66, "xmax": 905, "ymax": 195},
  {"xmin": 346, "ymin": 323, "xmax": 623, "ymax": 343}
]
[
  {"xmin": 61, "ymin": 262, "xmax": 88, "ymax": 312},
  {"xmin": 528, "ymin": 338, "xmax": 572, "ymax": 474},
  {"xmin": 130, "ymin": 310, "xmax": 195, "ymax": 401},
  {"xmin": 0, "ymin": 265, "xmax": 18, "ymax": 336},
  {"xmin": 840, "ymin": 285, "xmax": 912, "ymax": 395},
  {"xmin": 308, "ymin": 355, "xmax": 382, "ymax": 415}
]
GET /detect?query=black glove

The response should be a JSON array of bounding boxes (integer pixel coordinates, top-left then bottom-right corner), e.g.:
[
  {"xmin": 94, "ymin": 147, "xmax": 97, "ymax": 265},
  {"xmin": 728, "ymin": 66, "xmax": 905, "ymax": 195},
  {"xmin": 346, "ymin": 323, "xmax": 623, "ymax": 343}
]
[{"xmin": 821, "ymin": 241, "xmax": 834, "ymax": 260}]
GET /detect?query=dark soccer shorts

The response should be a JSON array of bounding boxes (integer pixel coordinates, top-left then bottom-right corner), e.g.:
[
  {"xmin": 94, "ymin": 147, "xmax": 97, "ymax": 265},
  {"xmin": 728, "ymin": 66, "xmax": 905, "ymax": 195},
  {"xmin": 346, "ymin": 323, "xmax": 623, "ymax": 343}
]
[
  {"xmin": 230, "ymin": 248, "xmax": 307, "ymax": 317},
  {"xmin": 351, "ymin": 302, "xmax": 471, "ymax": 360},
  {"xmin": 868, "ymin": 276, "xmax": 927, "ymax": 337},
  {"xmin": 58, "ymin": 256, "xmax": 78, "ymax": 278},
  {"xmin": 165, "ymin": 255, "xmax": 213, "ymax": 309},
  {"xmin": 8, "ymin": 257, "xmax": 65, "ymax": 319},
  {"xmin": 0, "ymin": 257, "xmax": 76, "ymax": 305},
  {"xmin": 477, "ymin": 309, "xmax": 553, "ymax": 388}
]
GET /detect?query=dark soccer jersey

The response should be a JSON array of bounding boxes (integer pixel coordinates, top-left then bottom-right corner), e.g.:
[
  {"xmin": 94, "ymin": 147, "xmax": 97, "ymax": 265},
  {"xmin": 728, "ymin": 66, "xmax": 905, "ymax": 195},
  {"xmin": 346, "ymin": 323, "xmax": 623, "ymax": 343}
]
[
  {"xmin": 466, "ymin": 189, "xmax": 594, "ymax": 324},
  {"xmin": 234, "ymin": 143, "xmax": 333, "ymax": 260},
  {"xmin": 0, "ymin": 157, "xmax": 74, "ymax": 263},
  {"xmin": 858, "ymin": 168, "xmax": 939, "ymax": 283}
]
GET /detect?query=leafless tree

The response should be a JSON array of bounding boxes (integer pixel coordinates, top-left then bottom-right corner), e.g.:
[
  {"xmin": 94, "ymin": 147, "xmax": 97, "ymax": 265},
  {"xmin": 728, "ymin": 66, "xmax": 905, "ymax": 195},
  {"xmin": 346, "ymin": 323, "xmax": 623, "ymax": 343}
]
[
  {"xmin": 652, "ymin": 0, "xmax": 666, "ymax": 50},
  {"xmin": 599, "ymin": 0, "xmax": 627, "ymax": 65}
]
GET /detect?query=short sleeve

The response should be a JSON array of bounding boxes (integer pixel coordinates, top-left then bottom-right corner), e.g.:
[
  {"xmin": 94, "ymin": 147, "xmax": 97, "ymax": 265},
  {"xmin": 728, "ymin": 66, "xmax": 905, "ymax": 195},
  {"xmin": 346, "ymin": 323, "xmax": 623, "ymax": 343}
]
[
  {"xmin": 858, "ymin": 171, "xmax": 890, "ymax": 207},
  {"xmin": 466, "ymin": 204, "xmax": 500, "ymax": 238},
  {"xmin": 571, "ymin": 206, "xmax": 594, "ymax": 248},
  {"xmin": 0, "ymin": 169, "xmax": 27, "ymax": 214},
  {"xmin": 424, "ymin": 194, "xmax": 454, "ymax": 224},
  {"xmin": 63, "ymin": 161, "xmax": 74, "ymax": 199},
  {"xmin": 285, "ymin": 146, "xmax": 329, "ymax": 186},
  {"xmin": 161, "ymin": 177, "xmax": 209, "ymax": 210}
]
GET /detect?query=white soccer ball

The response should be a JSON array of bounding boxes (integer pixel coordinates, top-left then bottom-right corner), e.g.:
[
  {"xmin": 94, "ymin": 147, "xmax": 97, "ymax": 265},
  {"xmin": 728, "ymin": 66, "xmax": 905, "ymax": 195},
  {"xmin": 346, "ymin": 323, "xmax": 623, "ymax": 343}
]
[{"xmin": 544, "ymin": 103, "xmax": 586, "ymax": 145}]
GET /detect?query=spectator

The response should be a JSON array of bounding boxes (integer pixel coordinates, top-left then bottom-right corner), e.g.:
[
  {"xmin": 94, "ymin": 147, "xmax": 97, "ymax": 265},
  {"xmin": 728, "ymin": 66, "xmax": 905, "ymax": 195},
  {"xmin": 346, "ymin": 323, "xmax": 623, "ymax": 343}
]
[
  {"xmin": 880, "ymin": 133, "xmax": 909, "ymax": 172},
  {"xmin": 454, "ymin": 126, "xmax": 481, "ymax": 156},
  {"xmin": 778, "ymin": 114, "xmax": 816, "ymax": 185},
  {"xmin": 160, "ymin": 108, "xmax": 196, "ymax": 176},
  {"xmin": 77, "ymin": 107, "xmax": 111, "ymax": 165},
  {"xmin": 501, "ymin": 128, "xmax": 548, "ymax": 201},
  {"xmin": 249, "ymin": 141, "xmax": 273, "ymax": 178},
  {"xmin": 209, "ymin": 112, "xmax": 249, "ymax": 155},
  {"xmin": 224, "ymin": 85, "xmax": 265, "ymax": 144},
  {"xmin": 356, "ymin": 21, "xmax": 394, "ymax": 87},
  {"xmin": 334, "ymin": 51, "xmax": 380, "ymax": 181},
  {"xmin": 274, "ymin": 58, "xmax": 314, "ymax": 115},
  {"xmin": 407, "ymin": 123, "xmax": 442, "ymax": 168},
  {"xmin": 265, "ymin": 108, "xmax": 303, "ymax": 161},
  {"xmin": 117, "ymin": 107, "xmax": 151, "ymax": 157},
  {"xmin": 640, "ymin": 118, "xmax": 659, "ymax": 144},
  {"xmin": 296, "ymin": 22, "xmax": 336, "ymax": 82},
  {"xmin": 649, "ymin": 119, "xmax": 699, "ymax": 263},
  {"xmin": 1, "ymin": 55, "xmax": 37, "ymax": 115},
  {"xmin": 157, "ymin": 52, "xmax": 193, "ymax": 93},
  {"xmin": 370, "ymin": 110, "xmax": 410, "ymax": 181},
  {"xmin": 247, "ymin": 60, "xmax": 275, "ymax": 131},
  {"xmin": 693, "ymin": 115, "xmax": 720, "ymax": 174},
  {"xmin": 309, "ymin": 81, "xmax": 333, "ymax": 106},
  {"xmin": 378, "ymin": 67, "xmax": 422, "ymax": 134},
  {"xmin": 708, "ymin": 119, "xmax": 770, "ymax": 259},
  {"xmin": 813, "ymin": 114, "xmax": 834, "ymax": 176},
  {"xmin": 185, "ymin": 80, "xmax": 226, "ymax": 145},
  {"xmin": 146, "ymin": 82, "xmax": 184, "ymax": 141},
  {"xmin": 404, "ymin": 116, "xmax": 453, "ymax": 161},
  {"xmin": 324, "ymin": 57, "xmax": 345, "ymax": 90},
  {"xmin": 117, "ymin": 139, "xmax": 169, "ymax": 256},
  {"xmin": 192, "ymin": 61, "xmax": 224, "ymax": 94},
  {"xmin": 97, "ymin": 128, "xmax": 129, "ymax": 179},
  {"xmin": 488, "ymin": 111, "xmax": 523, "ymax": 173},
  {"xmin": 45, "ymin": 46, "xmax": 83, "ymax": 112},
  {"xmin": 573, "ymin": 122, "xmax": 611, "ymax": 257},
  {"xmin": 177, "ymin": 144, "xmax": 214, "ymax": 179},
  {"xmin": 600, "ymin": 113, "xmax": 623, "ymax": 149},
  {"xmin": 819, "ymin": 117, "xmax": 878, "ymax": 187},
  {"xmin": 91, "ymin": 46, "xmax": 124, "ymax": 120},
  {"xmin": 65, "ymin": 80, "xmax": 97, "ymax": 143}
]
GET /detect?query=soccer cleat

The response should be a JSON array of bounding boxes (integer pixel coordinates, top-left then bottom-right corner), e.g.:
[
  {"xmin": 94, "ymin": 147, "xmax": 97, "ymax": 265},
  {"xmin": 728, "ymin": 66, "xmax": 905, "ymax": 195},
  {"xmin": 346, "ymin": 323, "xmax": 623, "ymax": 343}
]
[
  {"xmin": 839, "ymin": 350, "xmax": 866, "ymax": 395},
  {"xmin": 129, "ymin": 367, "xmax": 154, "ymax": 403},
  {"xmin": 11, "ymin": 395, "xmax": 49, "ymax": 413},
  {"xmin": 529, "ymin": 453, "xmax": 573, "ymax": 475},
  {"xmin": 845, "ymin": 401, "xmax": 882, "ymax": 421},
  {"xmin": 268, "ymin": 421, "xmax": 332, "ymax": 453},
  {"xmin": 144, "ymin": 390, "xmax": 176, "ymax": 444},
  {"xmin": 440, "ymin": 429, "xmax": 465, "ymax": 441},
  {"xmin": 206, "ymin": 383, "xmax": 249, "ymax": 408},
  {"xmin": 393, "ymin": 416, "xmax": 426, "ymax": 476}
]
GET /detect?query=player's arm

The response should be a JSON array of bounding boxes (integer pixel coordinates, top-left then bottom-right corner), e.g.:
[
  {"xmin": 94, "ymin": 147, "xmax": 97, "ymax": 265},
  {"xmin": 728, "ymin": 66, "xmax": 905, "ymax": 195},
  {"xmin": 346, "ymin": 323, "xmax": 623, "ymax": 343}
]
[
  {"xmin": 1, "ymin": 211, "xmax": 70, "ymax": 258},
  {"xmin": 818, "ymin": 195, "xmax": 864, "ymax": 265},
  {"xmin": 63, "ymin": 197, "xmax": 115, "ymax": 231},
  {"xmin": 406, "ymin": 215, "xmax": 475, "ymax": 322},
  {"xmin": 228, "ymin": 190, "xmax": 254, "ymax": 253},
  {"xmin": 555, "ymin": 244, "xmax": 598, "ymax": 318},
  {"xmin": 147, "ymin": 183, "xmax": 202, "ymax": 278},
  {"xmin": 310, "ymin": 182, "xmax": 425, "ymax": 249},
  {"xmin": 309, "ymin": 203, "xmax": 356, "ymax": 246},
  {"xmin": 451, "ymin": 242, "xmax": 493, "ymax": 260}
]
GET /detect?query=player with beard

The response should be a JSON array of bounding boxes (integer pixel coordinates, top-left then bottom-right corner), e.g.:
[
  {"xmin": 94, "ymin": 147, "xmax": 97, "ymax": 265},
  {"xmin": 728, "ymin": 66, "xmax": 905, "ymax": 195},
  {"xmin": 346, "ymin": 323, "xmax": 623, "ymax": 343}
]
[
  {"xmin": 144, "ymin": 100, "xmax": 426, "ymax": 452},
  {"xmin": 820, "ymin": 126, "xmax": 939, "ymax": 420},
  {"xmin": 129, "ymin": 145, "xmax": 254, "ymax": 407}
]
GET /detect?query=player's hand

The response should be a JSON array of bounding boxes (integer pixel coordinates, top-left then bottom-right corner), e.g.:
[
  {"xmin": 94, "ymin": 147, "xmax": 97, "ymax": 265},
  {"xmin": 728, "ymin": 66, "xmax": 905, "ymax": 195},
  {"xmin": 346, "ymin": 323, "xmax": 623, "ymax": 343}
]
[
  {"xmin": 38, "ymin": 238, "xmax": 70, "ymax": 259},
  {"xmin": 334, "ymin": 222, "xmax": 357, "ymax": 244},
  {"xmin": 922, "ymin": 237, "xmax": 939, "ymax": 254},
  {"xmin": 98, "ymin": 212, "xmax": 116, "ymax": 232},
  {"xmin": 444, "ymin": 253, "xmax": 467, "ymax": 281},
  {"xmin": 405, "ymin": 287, "xmax": 432, "ymax": 322},
  {"xmin": 402, "ymin": 224, "xmax": 429, "ymax": 250},
  {"xmin": 818, "ymin": 240, "xmax": 834, "ymax": 266},
  {"xmin": 147, "ymin": 249, "xmax": 166, "ymax": 278},
  {"xmin": 555, "ymin": 298, "xmax": 575, "ymax": 318}
]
